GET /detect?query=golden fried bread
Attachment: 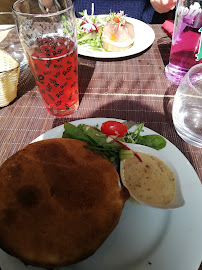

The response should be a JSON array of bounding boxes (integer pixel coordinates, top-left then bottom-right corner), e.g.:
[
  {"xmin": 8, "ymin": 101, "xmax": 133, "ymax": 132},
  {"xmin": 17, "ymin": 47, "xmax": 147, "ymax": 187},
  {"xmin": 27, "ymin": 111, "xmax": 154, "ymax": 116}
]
[{"xmin": 0, "ymin": 138, "xmax": 129, "ymax": 268}]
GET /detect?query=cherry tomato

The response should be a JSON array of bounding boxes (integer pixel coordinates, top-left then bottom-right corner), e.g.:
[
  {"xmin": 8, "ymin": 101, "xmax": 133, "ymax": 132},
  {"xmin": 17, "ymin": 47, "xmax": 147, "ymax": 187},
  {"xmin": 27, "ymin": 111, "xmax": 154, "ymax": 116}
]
[
  {"xmin": 101, "ymin": 121, "xmax": 128, "ymax": 137},
  {"xmin": 113, "ymin": 16, "xmax": 120, "ymax": 23}
]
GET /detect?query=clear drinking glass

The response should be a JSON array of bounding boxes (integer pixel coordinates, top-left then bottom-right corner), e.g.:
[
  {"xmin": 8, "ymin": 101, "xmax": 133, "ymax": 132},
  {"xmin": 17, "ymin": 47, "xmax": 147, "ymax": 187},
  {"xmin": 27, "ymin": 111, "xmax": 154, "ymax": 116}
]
[
  {"xmin": 12, "ymin": 0, "xmax": 79, "ymax": 117},
  {"xmin": 165, "ymin": 0, "xmax": 202, "ymax": 85},
  {"xmin": 0, "ymin": 12, "xmax": 28, "ymax": 70},
  {"xmin": 172, "ymin": 63, "xmax": 202, "ymax": 147}
]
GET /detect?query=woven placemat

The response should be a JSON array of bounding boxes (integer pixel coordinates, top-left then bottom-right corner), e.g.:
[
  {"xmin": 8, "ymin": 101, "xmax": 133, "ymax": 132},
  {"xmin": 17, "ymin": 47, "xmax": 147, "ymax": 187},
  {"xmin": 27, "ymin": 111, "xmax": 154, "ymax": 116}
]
[{"xmin": 0, "ymin": 24, "xmax": 201, "ymax": 270}]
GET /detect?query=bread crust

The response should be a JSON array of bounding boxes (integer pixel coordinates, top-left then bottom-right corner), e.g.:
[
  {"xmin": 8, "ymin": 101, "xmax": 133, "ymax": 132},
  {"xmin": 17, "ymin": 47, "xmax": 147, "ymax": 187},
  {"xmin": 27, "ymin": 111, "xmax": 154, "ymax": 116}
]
[{"xmin": 0, "ymin": 138, "xmax": 129, "ymax": 268}]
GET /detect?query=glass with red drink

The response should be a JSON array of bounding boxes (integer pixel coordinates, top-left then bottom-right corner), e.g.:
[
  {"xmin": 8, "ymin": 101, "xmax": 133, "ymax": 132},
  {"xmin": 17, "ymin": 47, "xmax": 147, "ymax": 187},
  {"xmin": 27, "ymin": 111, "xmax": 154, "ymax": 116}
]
[
  {"xmin": 12, "ymin": 0, "xmax": 79, "ymax": 117},
  {"xmin": 165, "ymin": 0, "xmax": 202, "ymax": 85}
]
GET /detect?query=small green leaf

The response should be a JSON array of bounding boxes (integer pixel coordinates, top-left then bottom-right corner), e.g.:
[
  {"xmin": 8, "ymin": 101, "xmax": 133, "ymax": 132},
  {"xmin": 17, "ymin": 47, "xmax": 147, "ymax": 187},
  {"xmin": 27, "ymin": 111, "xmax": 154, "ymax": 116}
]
[
  {"xmin": 62, "ymin": 123, "xmax": 96, "ymax": 145},
  {"xmin": 78, "ymin": 124, "xmax": 122, "ymax": 149},
  {"xmin": 137, "ymin": 135, "xmax": 166, "ymax": 150}
]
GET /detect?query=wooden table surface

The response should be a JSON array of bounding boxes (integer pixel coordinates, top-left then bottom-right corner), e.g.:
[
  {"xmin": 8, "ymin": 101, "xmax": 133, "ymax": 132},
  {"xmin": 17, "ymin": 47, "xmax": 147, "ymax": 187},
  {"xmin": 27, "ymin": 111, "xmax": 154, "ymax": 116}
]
[
  {"xmin": 0, "ymin": 24, "xmax": 202, "ymax": 270},
  {"xmin": 0, "ymin": 0, "xmax": 15, "ymax": 12}
]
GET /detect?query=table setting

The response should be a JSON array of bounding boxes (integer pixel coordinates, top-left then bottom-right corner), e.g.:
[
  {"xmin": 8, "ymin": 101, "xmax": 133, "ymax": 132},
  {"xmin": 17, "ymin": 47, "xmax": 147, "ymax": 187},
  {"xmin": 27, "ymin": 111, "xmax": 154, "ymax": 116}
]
[{"xmin": 0, "ymin": 0, "xmax": 202, "ymax": 269}]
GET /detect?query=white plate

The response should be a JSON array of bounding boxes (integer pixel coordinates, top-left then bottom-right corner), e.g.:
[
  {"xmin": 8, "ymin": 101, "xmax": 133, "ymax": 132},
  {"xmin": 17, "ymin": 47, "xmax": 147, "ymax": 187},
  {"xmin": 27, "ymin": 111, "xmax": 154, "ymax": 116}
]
[
  {"xmin": 78, "ymin": 18, "xmax": 155, "ymax": 58},
  {"xmin": 1, "ymin": 117, "xmax": 202, "ymax": 270}
]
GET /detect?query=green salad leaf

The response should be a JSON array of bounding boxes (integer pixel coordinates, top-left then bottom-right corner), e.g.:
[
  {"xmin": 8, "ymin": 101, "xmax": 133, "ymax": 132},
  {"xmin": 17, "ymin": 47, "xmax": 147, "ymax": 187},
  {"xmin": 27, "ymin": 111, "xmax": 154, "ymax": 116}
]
[
  {"xmin": 62, "ymin": 121, "xmax": 167, "ymax": 168},
  {"xmin": 136, "ymin": 135, "xmax": 167, "ymax": 150},
  {"xmin": 124, "ymin": 123, "xmax": 166, "ymax": 150},
  {"xmin": 63, "ymin": 123, "xmax": 121, "ymax": 167}
]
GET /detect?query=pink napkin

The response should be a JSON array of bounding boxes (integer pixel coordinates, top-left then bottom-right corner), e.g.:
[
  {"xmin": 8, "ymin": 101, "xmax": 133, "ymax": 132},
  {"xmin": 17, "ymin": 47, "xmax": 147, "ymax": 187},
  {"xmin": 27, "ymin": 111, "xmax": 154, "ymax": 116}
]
[{"xmin": 161, "ymin": 20, "xmax": 174, "ymax": 38}]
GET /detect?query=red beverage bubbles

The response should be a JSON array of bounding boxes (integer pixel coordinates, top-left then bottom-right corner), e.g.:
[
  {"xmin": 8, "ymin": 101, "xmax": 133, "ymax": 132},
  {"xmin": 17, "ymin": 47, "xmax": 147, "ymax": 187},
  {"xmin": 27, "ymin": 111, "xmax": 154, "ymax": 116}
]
[{"xmin": 28, "ymin": 36, "xmax": 79, "ymax": 117}]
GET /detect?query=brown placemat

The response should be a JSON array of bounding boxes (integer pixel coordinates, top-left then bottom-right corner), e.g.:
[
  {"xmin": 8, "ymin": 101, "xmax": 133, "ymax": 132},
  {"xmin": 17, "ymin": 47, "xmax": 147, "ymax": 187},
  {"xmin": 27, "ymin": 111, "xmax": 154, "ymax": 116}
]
[
  {"xmin": 0, "ymin": 25, "xmax": 201, "ymax": 181},
  {"xmin": 0, "ymin": 24, "xmax": 201, "ymax": 270}
]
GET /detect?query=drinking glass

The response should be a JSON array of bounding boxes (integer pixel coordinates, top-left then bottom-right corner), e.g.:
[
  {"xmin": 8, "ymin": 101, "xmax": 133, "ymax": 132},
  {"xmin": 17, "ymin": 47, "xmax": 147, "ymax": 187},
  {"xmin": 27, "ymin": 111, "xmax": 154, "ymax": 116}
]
[
  {"xmin": 12, "ymin": 0, "xmax": 79, "ymax": 117},
  {"xmin": 165, "ymin": 0, "xmax": 202, "ymax": 85},
  {"xmin": 172, "ymin": 63, "xmax": 202, "ymax": 148},
  {"xmin": 0, "ymin": 12, "xmax": 28, "ymax": 70}
]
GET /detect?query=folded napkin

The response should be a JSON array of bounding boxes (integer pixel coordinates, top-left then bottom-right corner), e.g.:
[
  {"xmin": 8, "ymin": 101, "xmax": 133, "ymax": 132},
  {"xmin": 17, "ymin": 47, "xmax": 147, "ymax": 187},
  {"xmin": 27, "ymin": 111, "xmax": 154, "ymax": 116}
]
[{"xmin": 161, "ymin": 20, "xmax": 174, "ymax": 38}]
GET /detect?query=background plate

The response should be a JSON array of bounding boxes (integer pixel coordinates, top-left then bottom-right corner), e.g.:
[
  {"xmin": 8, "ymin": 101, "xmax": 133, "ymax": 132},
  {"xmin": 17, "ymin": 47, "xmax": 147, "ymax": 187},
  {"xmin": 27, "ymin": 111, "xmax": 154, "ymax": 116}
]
[{"xmin": 78, "ymin": 18, "xmax": 155, "ymax": 58}]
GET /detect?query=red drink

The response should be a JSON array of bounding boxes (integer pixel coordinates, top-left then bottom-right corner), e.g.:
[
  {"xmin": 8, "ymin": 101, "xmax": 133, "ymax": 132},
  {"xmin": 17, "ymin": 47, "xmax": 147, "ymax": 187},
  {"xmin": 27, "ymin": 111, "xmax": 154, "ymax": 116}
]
[{"xmin": 28, "ymin": 36, "xmax": 79, "ymax": 116}]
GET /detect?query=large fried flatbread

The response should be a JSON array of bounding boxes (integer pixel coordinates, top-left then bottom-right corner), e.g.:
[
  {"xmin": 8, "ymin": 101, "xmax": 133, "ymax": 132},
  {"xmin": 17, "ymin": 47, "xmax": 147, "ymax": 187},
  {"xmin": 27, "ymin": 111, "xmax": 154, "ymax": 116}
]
[{"xmin": 0, "ymin": 138, "xmax": 129, "ymax": 268}]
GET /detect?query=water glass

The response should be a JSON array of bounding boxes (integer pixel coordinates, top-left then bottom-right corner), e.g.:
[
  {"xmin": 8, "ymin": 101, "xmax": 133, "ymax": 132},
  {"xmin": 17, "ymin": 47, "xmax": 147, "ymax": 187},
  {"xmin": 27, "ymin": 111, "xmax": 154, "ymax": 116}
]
[
  {"xmin": 0, "ymin": 12, "xmax": 28, "ymax": 70},
  {"xmin": 165, "ymin": 0, "xmax": 202, "ymax": 85},
  {"xmin": 172, "ymin": 63, "xmax": 202, "ymax": 148},
  {"xmin": 12, "ymin": 0, "xmax": 79, "ymax": 117}
]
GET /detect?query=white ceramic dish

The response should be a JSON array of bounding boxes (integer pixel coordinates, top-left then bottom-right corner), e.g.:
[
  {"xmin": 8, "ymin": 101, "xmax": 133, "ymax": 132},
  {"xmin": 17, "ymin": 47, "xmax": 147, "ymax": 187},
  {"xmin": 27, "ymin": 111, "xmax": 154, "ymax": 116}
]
[
  {"xmin": 120, "ymin": 143, "xmax": 185, "ymax": 209},
  {"xmin": 1, "ymin": 117, "xmax": 202, "ymax": 270},
  {"xmin": 77, "ymin": 18, "xmax": 155, "ymax": 58}
]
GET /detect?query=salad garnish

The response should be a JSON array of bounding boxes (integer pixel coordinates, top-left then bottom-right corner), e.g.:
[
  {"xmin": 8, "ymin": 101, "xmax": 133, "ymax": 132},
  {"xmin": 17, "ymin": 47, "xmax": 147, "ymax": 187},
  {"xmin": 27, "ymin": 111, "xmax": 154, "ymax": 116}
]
[
  {"xmin": 76, "ymin": 4, "xmax": 128, "ymax": 51},
  {"xmin": 101, "ymin": 120, "xmax": 128, "ymax": 137},
  {"xmin": 62, "ymin": 121, "xmax": 166, "ymax": 168}
]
